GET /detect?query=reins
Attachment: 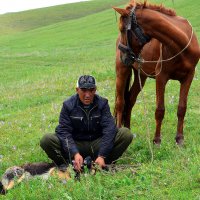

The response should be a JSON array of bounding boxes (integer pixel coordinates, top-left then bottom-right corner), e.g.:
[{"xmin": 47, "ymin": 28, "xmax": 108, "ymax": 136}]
[
  {"xmin": 139, "ymin": 21, "xmax": 194, "ymax": 65},
  {"xmin": 136, "ymin": 21, "xmax": 193, "ymax": 78},
  {"xmin": 138, "ymin": 43, "xmax": 163, "ymax": 77}
]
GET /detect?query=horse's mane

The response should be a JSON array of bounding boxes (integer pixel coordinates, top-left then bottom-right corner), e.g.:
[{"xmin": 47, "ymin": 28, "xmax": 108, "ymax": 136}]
[{"xmin": 126, "ymin": 0, "xmax": 176, "ymax": 16}]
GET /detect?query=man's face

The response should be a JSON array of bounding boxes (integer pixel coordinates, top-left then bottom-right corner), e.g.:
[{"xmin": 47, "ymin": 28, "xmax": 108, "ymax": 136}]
[{"xmin": 76, "ymin": 87, "xmax": 96, "ymax": 105}]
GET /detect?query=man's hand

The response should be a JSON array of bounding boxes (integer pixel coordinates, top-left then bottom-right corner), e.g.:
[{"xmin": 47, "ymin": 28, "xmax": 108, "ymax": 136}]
[
  {"xmin": 73, "ymin": 153, "xmax": 83, "ymax": 172},
  {"xmin": 95, "ymin": 156, "xmax": 106, "ymax": 169}
]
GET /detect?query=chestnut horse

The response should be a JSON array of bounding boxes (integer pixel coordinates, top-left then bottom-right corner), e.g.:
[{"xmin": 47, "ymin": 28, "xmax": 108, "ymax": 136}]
[{"xmin": 113, "ymin": 0, "xmax": 200, "ymax": 145}]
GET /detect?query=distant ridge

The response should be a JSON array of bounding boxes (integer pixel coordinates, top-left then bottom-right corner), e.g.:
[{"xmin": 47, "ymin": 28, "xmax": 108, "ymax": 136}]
[{"xmin": 0, "ymin": 0, "xmax": 127, "ymax": 36}]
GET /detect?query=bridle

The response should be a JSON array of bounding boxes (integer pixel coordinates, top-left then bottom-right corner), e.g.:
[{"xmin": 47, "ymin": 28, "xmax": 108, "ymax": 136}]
[{"xmin": 118, "ymin": 6, "xmax": 151, "ymax": 66}]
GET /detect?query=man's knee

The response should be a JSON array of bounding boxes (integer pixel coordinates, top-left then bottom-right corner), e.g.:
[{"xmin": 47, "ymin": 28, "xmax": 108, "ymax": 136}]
[
  {"xmin": 117, "ymin": 127, "xmax": 133, "ymax": 144},
  {"xmin": 40, "ymin": 134, "xmax": 57, "ymax": 150}
]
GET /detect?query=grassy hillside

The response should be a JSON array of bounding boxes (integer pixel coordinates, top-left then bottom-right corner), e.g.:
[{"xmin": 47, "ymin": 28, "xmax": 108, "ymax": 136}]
[
  {"xmin": 0, "ymin": 0, "xmax": 199, "ymax": 199},
  {"xmin": 0, "ymin": 0, "xmax": 127, "ymax": 36}
]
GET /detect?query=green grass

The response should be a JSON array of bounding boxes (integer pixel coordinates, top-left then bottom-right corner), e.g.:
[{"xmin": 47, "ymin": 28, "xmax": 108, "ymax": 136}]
[{"xmin": 0, "ymin": 0, "xmax": 200, "ymax": 199}]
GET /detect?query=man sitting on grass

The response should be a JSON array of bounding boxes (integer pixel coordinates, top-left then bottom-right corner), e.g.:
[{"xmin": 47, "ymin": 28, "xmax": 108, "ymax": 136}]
[{"xmin": 40, "ymin": 75, "xmax": 133, "ymax": 171}]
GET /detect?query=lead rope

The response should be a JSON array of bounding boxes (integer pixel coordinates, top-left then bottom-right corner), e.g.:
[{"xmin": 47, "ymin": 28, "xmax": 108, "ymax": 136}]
[
  {"xmin": 137, "ymin": 43, "xmax": 163, "ymax": 164},
  {"xmin": 138, "ymin": 65, "xmax": 154, "ymax": 164},
  {"xmin": 140, "ymin": 43, "xmax": 163, "ymax": 77},
  {"xmin": 140, "ymin": 20, "xmax": 193, "ymax": 65},
  {"xmin": 136, "ymin": 44, "xmax": 163, "ymax": 165}
]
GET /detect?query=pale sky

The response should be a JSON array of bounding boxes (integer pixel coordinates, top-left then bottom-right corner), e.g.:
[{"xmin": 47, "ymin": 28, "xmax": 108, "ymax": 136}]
[{"xmin": 0, "ymin": 0, "xmax": 90, "ymax": 14}]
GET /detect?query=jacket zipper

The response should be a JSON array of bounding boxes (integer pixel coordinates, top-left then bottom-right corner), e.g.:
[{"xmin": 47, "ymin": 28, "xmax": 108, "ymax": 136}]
[{"xmin": 78, "ymin": 105, "xmax": 97, "ymax": 132}]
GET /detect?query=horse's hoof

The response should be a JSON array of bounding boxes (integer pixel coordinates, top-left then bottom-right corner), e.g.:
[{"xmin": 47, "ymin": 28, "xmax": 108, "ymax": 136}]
[
  {"xmin": 153, "ymin": 138, "xmax": 161, "ymax": 147},
  {"xmin": 176, "ymin": 138, "xmax": 184, "ymax": 146},
  {"xmin": 175, "ymin": 134, "xmax": 184, "ymax": 146}
]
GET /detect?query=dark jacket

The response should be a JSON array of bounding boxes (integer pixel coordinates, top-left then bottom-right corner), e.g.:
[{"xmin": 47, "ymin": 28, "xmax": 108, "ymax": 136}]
[{"xmin": 55, "ymin": 94, "xmax": 117, "ymax": 158}]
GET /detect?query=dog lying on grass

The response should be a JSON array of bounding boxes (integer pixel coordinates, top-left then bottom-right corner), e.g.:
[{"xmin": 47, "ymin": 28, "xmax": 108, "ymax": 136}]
[
  {"xmin": 0, "ymin": 162, "xmax": 72, "ymax": 195},
  {"xmin": 0, "ymin": 156, "xmax": 97, "ymax": 195}
]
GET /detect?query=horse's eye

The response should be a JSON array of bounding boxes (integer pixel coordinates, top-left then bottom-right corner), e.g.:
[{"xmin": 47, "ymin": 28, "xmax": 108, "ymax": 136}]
[{"xmin": 123, "ymin": 18, "xmax": 129, "ymax": 26}]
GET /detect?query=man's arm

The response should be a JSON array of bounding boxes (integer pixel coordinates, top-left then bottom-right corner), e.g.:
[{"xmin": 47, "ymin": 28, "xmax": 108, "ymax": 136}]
[
  {"xmin": 97, "ymin": 100, "xmax": 117, "ymax": 160},
  {"xmin": 56, "ymin": 102, "xmax": 79, "ymax": 157},
  {"xmin": 56, "ymin": 103, "xmax": 84, "ymax": 170}
]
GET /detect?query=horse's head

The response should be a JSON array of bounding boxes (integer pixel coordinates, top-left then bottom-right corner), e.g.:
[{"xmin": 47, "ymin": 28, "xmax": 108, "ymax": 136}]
[{"xmin": 113, "ymin": 5, "xmax": 151, "ymax": 66}]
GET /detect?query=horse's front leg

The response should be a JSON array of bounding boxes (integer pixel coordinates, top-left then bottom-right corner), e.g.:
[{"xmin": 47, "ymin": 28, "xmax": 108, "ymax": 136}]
[
  {"xmin": 115, "ymin": 51, "xmax": 132, "ymax": 128},
  {"xmin": 115, "ymin": 78, "xmax": 126, "ymax": 128},
  {"xmin": 124, "ymin": 69, "xmax": 147, "ymax": 128},
  {"xmin": 176, "ymin": 70, "xmax": 195, "ymax": 145},
  {"xmin": 154, "ymin": 74, "xmax": 168, "ymax": 145}
]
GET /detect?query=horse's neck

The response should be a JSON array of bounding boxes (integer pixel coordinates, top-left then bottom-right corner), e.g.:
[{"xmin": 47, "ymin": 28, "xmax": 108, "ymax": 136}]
[{"xmin": 137, "ymin": 9, "xmax": 190, "ymax": 54}]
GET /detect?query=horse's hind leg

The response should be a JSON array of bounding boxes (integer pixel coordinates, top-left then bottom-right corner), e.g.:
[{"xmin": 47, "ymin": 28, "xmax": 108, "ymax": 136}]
[
  {"xmin": 176, "ymin": 71, "xmax": 195, "ymax": 145},
  {"xmin": 154, "ymin": 74, "xmax": 169, "ymax": 145}
]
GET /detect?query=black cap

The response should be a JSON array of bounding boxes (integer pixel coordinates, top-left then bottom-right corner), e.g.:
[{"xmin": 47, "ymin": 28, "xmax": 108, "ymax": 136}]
[{"xmin": 77, "ymin": 75, "xmax": 96, "ymax": 89}]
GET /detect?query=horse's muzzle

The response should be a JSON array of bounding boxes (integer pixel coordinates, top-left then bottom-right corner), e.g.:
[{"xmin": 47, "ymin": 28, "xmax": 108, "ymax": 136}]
[{"xmin": 118, "ymin": 43, "xmax": 136, "ymax": 66}]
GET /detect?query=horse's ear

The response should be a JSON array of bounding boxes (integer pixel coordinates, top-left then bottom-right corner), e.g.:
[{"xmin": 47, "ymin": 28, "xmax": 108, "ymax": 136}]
[{"xmin": 112, "ymin": 7, "xmax": 129, "ymax": 16}]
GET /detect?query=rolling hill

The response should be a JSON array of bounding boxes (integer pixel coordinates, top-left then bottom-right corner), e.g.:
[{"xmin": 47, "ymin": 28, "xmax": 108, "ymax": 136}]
[{"xmin": 0, "ymin": 0, "xmax": 127, "ymax": 35}]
